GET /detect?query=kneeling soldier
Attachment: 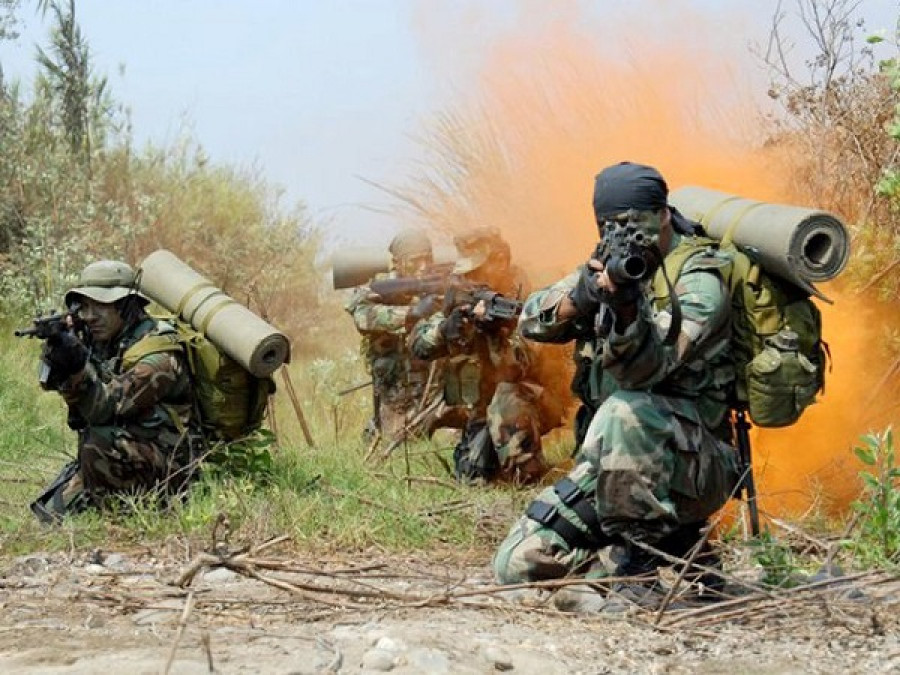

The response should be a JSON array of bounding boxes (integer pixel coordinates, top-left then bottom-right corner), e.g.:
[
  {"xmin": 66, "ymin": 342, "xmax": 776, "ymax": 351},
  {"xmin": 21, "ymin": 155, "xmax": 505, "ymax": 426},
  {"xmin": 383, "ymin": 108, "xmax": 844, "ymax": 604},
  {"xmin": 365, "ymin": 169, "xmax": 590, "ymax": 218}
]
[{"xmin": 30, "ymin": 260, "xmax": 200, "ymax": 522}]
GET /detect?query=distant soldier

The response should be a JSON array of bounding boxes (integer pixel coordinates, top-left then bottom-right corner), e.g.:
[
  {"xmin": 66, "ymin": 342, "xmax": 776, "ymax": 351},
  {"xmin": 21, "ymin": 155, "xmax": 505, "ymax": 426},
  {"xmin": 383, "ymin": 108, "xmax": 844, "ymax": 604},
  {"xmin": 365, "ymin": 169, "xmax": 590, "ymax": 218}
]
[
  {"xmin": 29, "ymin": 260, "xmax": 201, "ymax": 522},
  {"xmin": 345, "ymin": 228, "xmax": 456, "ymax": 443},
  {"xmin": 409, "ymin": 229, "xmax": 550, "ymax": 484},
  {"xmin": 452, "ymin": 227, "xmax": 530, "ymax": 297}
]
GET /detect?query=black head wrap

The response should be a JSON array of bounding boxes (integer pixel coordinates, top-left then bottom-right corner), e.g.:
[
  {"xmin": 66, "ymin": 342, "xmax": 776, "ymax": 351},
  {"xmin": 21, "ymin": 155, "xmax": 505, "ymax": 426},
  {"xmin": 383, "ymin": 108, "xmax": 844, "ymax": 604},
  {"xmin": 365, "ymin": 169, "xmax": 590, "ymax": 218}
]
[{"xmin": 592, "ymin": 161, "xmax": 698, "ymax": 235}]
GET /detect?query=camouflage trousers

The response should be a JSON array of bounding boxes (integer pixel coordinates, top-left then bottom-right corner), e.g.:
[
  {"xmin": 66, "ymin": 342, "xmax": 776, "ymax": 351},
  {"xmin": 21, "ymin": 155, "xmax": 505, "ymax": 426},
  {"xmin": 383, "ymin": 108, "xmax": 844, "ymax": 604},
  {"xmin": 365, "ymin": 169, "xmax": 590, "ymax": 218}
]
[
  {"xmin": 454, "ymin": 382, "xmax": 547, "ymax": 484},
  {"xmin": 493, "ymin": 390, "xmax": 737, "ymax": 583},
  {"xmin": 33, "ymin": 425, "xmax": 196, "ymax": 522}
]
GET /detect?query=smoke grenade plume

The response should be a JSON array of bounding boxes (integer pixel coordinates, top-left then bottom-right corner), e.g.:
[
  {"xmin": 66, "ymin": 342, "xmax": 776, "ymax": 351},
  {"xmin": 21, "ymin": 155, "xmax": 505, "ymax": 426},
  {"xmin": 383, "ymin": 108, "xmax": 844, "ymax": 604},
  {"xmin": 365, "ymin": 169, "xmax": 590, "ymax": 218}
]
[{"xmin": 399, "ymin": 2, "xmax": 895, "ymax": 519}]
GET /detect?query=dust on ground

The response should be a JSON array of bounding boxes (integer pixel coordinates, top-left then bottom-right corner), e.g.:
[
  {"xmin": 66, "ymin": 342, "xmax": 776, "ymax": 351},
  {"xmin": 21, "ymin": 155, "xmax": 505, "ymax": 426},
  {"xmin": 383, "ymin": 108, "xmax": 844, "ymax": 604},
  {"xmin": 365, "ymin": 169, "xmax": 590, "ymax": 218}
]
[{"xmin": 1, "ymin": 543, "xmax": 899, "ymax": 675}]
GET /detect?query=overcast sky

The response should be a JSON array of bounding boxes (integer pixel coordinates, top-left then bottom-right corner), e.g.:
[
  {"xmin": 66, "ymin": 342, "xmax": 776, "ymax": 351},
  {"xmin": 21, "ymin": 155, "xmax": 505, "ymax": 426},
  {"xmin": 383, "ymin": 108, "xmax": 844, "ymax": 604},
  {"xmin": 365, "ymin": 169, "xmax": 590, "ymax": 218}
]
[{"xmin": 0, "ymin": 1, "xmax": 896, "ymax": 248}]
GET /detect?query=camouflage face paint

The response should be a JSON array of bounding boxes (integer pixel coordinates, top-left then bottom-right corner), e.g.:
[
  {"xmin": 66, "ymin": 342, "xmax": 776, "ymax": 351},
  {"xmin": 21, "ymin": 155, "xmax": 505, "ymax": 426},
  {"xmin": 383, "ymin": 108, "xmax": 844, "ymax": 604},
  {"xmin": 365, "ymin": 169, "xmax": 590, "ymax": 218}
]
[{"xmin": 78, "ymin": 298, "xmax": 125, "ymax": 343}]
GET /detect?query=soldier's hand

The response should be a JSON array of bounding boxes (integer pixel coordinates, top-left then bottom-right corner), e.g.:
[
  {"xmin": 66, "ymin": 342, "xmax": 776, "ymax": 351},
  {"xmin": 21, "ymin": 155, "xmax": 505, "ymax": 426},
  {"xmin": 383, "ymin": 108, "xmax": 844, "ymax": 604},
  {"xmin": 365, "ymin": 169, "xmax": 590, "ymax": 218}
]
[
  {"xmin": 44, "ymin": 330, "xmax": 88, "ymax": 382},
  {"xmin": 568, "ymin": 261, "xmax": 606, "ymax": 316},
  {"xmin": 440, "ymin": 306, "xmax": 470, "ymax": 342}
]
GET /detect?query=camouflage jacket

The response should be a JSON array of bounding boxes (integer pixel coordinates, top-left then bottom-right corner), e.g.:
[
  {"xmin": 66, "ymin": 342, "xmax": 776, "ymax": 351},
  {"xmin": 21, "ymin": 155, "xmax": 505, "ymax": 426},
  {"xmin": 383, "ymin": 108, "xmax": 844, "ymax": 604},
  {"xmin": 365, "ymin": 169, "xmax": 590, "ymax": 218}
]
[
  {"xmin": 59, "ymin": 317, "xmax": 194, "ymax": 436},
  {"xmin": 345, "ymin": 273, "xmax": 411, "ymax": 351},
  {"xmin": 519, "ymin": 234, "xmax": 734, "ymax": 429},
  {"xmin": 345, "ymin": 274, "xmax": 431, "ymax": 391},
  {"xmin": 409, "ymin": 309, "xmax": 532, "ymax": 409}
]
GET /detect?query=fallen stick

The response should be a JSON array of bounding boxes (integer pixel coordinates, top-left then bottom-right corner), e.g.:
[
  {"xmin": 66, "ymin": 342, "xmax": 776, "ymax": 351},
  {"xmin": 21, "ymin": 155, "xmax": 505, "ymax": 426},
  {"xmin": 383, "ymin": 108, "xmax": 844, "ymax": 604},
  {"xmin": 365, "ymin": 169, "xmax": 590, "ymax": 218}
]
[{"xmin": 163, "ymin": 591, "xmax": 195, "ymax": 675}]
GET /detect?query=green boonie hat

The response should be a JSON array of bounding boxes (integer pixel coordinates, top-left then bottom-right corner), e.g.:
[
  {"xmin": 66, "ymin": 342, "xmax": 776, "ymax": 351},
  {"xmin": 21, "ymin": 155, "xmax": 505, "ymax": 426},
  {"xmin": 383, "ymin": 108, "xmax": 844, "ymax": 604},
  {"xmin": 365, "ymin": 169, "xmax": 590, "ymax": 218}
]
[{"xmin": 64, "ymin": 260, "xmax": 149, "ymax": 307}]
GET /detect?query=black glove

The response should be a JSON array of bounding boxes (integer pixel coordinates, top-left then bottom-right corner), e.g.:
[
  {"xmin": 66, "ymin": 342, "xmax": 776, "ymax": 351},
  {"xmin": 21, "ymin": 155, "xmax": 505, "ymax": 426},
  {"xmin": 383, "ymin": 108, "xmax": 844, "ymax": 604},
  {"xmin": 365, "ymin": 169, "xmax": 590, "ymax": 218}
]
[
  {"xmin": 439, "ymin": 306, "xmax": 470, "ymax": 342},
  {"xmin": 44, "ymin": 330, "xmax": 89, "ymax": 383},
  {"xmin": 568, "ymin": 265, "xmax": 605, "ymax": 316},
  {"xmin": 570, "ymin": 263, "xmax": 644, "ymax": 317}
]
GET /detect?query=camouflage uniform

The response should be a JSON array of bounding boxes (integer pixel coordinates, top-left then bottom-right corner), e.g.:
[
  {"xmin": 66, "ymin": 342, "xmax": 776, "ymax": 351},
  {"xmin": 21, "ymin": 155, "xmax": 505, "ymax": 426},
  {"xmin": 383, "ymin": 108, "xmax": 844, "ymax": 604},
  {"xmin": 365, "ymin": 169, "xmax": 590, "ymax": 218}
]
[
  {"xmin": 344, "ymin": 228, "xmax": 461, "ymax": 442},
  {"xmin": 345, "ymin": 278, "xmax": 446, "ymax": 440},
  {"xmin": 493, "ymin": 233, "xmax": 739, "ymax": 583},
  {"xmin": 31, "ymin": 261, "xmax": 198, "ymax": 522},
  {"xmin": 410, "ymin": 300, "xmax": 547, "ymax": 484}
]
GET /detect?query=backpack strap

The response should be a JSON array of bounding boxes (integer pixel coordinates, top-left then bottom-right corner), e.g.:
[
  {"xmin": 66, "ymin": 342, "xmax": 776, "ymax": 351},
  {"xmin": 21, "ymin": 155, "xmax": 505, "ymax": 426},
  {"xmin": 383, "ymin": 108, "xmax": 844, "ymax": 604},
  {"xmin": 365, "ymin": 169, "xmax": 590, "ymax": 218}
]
[
  {"xmin": 652, "ymin": 235, "xmax": 722, "ymax": 306},
  {"xmin": 120, "ymin": 322, "xmax": 189, "ymax": 435},
  {"xmin": 120, "ymin": 322, "xmax": 182, "ymax": 370}
]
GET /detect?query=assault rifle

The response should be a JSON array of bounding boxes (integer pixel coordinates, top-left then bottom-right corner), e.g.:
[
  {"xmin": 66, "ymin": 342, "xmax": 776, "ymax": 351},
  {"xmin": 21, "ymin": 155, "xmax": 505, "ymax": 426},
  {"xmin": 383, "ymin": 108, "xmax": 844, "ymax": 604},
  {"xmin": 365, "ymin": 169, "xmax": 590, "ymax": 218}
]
[
  {"xmin": 592, "ymin": 212, "xmax": 677, "ymax": 343},
  {"xmin": 14, "ymin": 310, "xmax": 73, "ymax": 339},
  {"xmin": 594, "ymin": 210, "xmax": 662, "ymax": 285},
  {"xmin": 14, "ymin": 309, "xmax": 84, "ymax": 389}
]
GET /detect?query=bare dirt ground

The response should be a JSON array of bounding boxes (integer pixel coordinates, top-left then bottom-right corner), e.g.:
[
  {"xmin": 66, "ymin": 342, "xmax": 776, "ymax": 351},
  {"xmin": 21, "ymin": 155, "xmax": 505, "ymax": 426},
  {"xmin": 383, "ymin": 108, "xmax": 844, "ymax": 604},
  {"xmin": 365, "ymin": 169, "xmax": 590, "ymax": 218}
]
[{"xmin": 2, "ymin": 542, "xmax": 899, "ymax": 675}]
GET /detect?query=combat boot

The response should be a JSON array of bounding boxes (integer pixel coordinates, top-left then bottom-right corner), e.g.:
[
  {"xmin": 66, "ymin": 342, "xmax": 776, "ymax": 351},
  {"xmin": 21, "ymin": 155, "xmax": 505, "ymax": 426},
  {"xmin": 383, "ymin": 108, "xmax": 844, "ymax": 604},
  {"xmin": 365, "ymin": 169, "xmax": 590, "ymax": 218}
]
[{"xmin": 655, "ymin": 521, "xmax": 726, "ymax": 599}]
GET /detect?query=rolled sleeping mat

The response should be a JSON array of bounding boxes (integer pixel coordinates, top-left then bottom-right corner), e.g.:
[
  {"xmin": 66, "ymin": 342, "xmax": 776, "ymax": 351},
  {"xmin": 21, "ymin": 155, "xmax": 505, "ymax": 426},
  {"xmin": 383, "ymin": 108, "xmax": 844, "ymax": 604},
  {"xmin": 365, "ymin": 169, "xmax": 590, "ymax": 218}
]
[
  {"xmin": 669, "ymin": 186, "xmax": 850, "ymax": 302},
  {"xmin": 138, "ymin": 249, "xmax": 291, "ymax": 377},
  {"xmin": 331, "ymin": 247, "xmax": 391, "ymax": 290}
]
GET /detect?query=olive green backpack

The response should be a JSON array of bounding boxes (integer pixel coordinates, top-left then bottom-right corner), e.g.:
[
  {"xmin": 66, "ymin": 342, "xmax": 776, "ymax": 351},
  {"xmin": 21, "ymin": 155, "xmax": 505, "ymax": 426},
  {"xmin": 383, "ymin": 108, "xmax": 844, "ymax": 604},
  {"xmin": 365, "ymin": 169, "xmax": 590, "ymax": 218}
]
[
  {"xmin": 123, "ymin": 312, "xmax": 275, "ymax": 441},
  {"xmin": 653, "ymin": 236, "xmax": 827, "ymax": 428}
]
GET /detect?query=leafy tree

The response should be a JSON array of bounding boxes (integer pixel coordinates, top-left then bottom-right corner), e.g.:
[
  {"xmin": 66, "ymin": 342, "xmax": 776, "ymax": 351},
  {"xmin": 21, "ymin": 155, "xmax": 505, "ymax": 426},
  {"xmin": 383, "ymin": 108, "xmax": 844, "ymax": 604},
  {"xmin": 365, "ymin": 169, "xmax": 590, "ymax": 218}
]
[
  {"xmin": 0, "ymin": 0, "xmax": 20, "ymax": 43},
  {"xmin": 0, "ymin": 0, "xmax": 22, "ymax": 90},
  {"xmin": 34, "ymin": 0, "xmax": 110, "ymax": 168}
]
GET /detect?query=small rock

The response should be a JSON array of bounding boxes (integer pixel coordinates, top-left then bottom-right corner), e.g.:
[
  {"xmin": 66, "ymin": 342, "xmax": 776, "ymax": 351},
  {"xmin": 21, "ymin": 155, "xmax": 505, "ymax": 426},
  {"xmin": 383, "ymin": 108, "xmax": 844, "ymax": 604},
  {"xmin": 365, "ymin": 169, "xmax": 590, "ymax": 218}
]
[
  {"xmin": 313, "ymin": 638, "xmax": 343, "ymax": 673},
  {"xmin": 203, "ymin": 567, "xmax": 240, "ymax": 584},
  {"xmin": 374, "ymin": 636, "xmax": 405, "ymax": 654},
  {"xmin": 84, "ymin": 563, "xmax": 106, "ymax": 576},
  {"xmin": 408, "ymin": 647, "xmax": 450, "ymax": 673},
  {"xmin": 362, "ymin": 648, "xmax": 396, "ymax": 671},
  {"xmin": 102, "ymin": 553, "xmax": 126, "ymax": 568},
  {"xmin": 331, "ymin": 621, "xmax": 378, "ymax": 642},
  {"xmin": 483, "ymin": 645, "xmax": 514, "ymax": 671},
  {"xmin": 84, "ymin": 614, "xmax": 105, "ymax": 629},
  {"xmin": 365, "ymin": 630, "xmax": 387, "ymax": 646},
  {"xmin": 10, "ymin": 554, "xmax": 50, "ymax": 576}
]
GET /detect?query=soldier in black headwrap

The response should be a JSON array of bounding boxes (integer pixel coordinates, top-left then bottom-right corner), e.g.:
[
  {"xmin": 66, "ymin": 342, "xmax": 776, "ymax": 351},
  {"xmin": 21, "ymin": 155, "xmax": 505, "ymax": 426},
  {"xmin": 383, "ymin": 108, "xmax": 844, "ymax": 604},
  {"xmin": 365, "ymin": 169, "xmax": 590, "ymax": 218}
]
[{"xmin": 493, "ymin": 162, "xmax": 737, "ymax": 610}]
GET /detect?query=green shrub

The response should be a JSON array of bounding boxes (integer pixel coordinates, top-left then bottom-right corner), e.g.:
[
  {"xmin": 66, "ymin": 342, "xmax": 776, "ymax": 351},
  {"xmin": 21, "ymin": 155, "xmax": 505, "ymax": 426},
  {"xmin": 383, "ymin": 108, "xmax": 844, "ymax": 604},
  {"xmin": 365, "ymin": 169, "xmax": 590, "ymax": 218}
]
[{"xmin": 849, "ymin": 427, "xmax": 900, "ymax": 567}]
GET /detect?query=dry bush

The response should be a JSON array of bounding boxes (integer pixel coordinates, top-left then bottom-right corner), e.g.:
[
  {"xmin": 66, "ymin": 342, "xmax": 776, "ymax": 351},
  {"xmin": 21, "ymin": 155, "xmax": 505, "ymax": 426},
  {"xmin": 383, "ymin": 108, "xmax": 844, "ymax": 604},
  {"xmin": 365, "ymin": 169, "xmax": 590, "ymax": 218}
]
[
  {"xmin": 758, "ymin": 0, "xmax": 900, "ymax": 293},
  {"xmin": 0, "ymin": 91, "xmax": 335, "ymax": 354}
]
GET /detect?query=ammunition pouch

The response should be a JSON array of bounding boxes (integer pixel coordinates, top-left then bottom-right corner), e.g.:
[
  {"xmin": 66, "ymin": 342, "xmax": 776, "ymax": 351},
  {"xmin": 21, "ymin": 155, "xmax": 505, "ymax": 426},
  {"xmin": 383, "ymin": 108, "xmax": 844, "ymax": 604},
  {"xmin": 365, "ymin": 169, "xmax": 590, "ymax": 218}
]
[
  {"xmin": 525, "ymin": 477, "xmax": 610, "ymax": 550},
  {"xmin": 443, "ymin": 355, "xmax": 482, "ymax": 407},
  {"xmin": 745, "ymin": 340, "xmax": 819, "ymax": 427}
]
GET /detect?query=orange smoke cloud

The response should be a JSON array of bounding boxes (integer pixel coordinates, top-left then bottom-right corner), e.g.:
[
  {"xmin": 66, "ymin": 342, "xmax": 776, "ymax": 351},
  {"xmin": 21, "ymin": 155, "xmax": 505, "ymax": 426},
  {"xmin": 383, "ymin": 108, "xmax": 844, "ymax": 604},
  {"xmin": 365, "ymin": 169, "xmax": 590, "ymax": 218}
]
[{"xmin": 406, "ymin": 3, "xmax": 895, "ymax": 518}]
